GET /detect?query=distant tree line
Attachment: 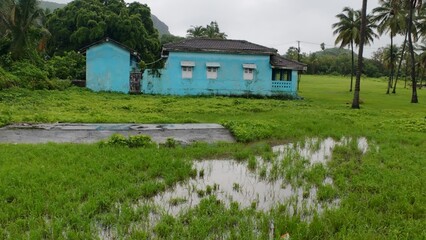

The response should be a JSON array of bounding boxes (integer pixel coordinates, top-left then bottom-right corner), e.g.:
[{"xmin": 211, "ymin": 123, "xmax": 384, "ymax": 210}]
[{"xmin": 284, "ymin": 47, "xmax": 386, "ymax": 78}]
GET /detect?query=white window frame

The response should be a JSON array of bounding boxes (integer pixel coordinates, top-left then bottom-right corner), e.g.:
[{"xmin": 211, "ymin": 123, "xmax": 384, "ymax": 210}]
[
  {"xmin": 206, "ymin": 67, "xmax": 219, "ymax": 79},
  {"xmin": 206, "ymin": 62, "xmax": 220, "ymax": 80},
  {"xmin": 243, "ymin": 64, "xmax": 256, "ymax": 80},
  {"xmin": 181, "ymin": 61, "xmax": 195, "ymax": 79},
  {"xmin": 182, "ymin": 66, "xmax": 193, "ymax": 79}
]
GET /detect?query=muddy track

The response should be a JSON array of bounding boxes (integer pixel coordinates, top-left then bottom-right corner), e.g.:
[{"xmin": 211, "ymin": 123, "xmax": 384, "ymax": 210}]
[{"xmin": 0, "ymin": 123, "xmax": 235, "ymax": 144}]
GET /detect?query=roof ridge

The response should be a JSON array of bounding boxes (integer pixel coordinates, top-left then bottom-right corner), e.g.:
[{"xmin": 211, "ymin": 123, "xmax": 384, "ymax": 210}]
[{"xmin": 163, "ymin": 38, "xmax": 277, "ymax": 55}]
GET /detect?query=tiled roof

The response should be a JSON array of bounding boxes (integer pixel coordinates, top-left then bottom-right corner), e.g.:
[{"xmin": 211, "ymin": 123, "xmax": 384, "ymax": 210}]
[
  {"xmin": 270, "ymin": 55, "xmax": 307, "ymax": 71},
  {"xmin": 163, "ymin": 38, "xmax": 277, "ymax": 55}
]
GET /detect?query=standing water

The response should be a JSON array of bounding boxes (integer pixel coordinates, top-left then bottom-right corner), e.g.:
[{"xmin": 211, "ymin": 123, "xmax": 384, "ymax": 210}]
[{"xmin": 152, "ymin": 137, "xmax": 371, "ymax": 217}]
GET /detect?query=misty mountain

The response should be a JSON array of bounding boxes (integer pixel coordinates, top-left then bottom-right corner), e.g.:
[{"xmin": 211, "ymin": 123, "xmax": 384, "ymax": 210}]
[{"xmin": 39, "ymin": 1, "xmax": 171, "ymax": 35}]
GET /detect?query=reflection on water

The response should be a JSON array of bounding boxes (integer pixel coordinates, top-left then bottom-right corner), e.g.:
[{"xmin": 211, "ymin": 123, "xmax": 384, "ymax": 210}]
[
  {"xmin": 153, "ymin": 137, "xmax": 370, "ymax": 217},
  {"xmin": 99, "ymin": 137, "xmax": 372, "ymax": 239}
]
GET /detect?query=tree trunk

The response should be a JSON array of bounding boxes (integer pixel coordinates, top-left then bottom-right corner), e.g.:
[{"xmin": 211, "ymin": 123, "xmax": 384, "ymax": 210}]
[
  {"xmin": 404, "ymin": 60, "xmax": 409, "ymax": 88},
  {"xmin": 352, "ymin": 0, "xmax": 367, "ymax": 109},
  {"xmin": 408, "ymin": 0, "xmax": 418, "ymax": 103},
  {"xmin": 386, "ymin": 35, "xmax": 394, "ymax": 94},
  {"xmin": 350, "ymin": 41, "xmax": 354, "ymax": 92},
  {"xmin": 393, "ymin": 31, "xmax": 408, "ymax": 93}
]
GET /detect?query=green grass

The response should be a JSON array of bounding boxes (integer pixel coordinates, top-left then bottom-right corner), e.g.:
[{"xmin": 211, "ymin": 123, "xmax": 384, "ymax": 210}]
[{"xmin": 0, "ymin": 75, "xmax": 425, "ymax": 239}]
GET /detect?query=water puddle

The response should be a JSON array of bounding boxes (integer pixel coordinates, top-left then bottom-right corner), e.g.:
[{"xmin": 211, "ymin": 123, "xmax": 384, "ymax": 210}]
[
  {"xmin": 99, "ymin": 137, "xmax": 372, "ymax": 239},
  {"xmin": 273, "ymin": 137, "xmax": 369, "ymax": 164},
  {"xmin": 152, "ymin": 137, "xmax": 370, "ymax": 217}
]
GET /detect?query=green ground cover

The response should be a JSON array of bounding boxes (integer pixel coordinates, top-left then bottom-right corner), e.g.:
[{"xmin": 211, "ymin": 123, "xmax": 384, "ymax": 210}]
[{"xmin": 0, "ymin": 75, "xmax": 425, "ymax": 239}]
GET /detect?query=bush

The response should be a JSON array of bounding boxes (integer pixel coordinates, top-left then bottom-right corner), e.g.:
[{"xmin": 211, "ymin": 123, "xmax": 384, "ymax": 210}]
[
  {"xmin": 162, "ymin": 138, "xmax": 178, "ymax": 148},
  {"xmin": 127, "ymin": 135, "xmax": 156, "ymax": 148},
  {"xmin": 222, "ymin": 120, "xmax": 275, "ymax": 142},
  {"xmin": 0, "ymin": 66, "xmax": 19, "ymax": 90},
  {"xmin": 10, "ymin": 61, "xmax": 49, "ymax": 89},
  {"xmin": 46, "ymin": 51, "xmax": 85, "ymax": 80},
  {"xmin": 100, "ymin": 134, "xmax": 157, "ymax": 148},
  {"xmin": 9, "ymin": 61, "xmax": 71, "ymax": 90}
]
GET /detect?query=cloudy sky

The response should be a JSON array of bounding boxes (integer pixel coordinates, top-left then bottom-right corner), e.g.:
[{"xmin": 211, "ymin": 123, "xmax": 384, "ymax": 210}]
[{"xmin": 54, "ymin": 0, "xmax": 398, "ymax": 57}]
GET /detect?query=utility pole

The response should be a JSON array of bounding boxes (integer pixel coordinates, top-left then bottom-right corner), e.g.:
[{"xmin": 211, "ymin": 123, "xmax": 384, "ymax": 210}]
[
  {"xmin": 297, "ymin": 40, "xmax": 301, "ymax": 91},
  {"xmin": 297, "ymin": 41, "xmax": 301, "ymax": 62}
]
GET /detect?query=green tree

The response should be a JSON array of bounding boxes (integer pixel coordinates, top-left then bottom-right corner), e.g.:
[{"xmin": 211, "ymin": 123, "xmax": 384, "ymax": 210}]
[
  {"xmin": 332, "ymin": 7, "xmax": 358, "ymax": 92},
  {"xmin": 46, "ymin": 0, "xmax": 161, "ymax": 69},
  {"xmin": 186, "ymin": 21, "xmax": 227, "ymax": 39},
  {"xmin": 332, "ymin": 7, "xmax": 377, "ymax": 92},
  {"xmin": 352, "ymin": 0, "xmax": 368, "ymax": 109},
  {"xmin": 373, "ymin": 0, "xmax": 406, "ymax": 94},
  {"xmin": 205, "ymin": 21, "xmax": 227, "ymax": 39},
  {"xmin": 160, "ymin": 34, "xmax": 185, "ymax": 45},
  {"xmin": 407, "ymin": 0, "xmax": 422, "ymax": 103},
  {"xmin": 285, "ymin": 47, "xmax": 300, "ymax": 61},
  {"xmin": 186, "ymin": 25, "xmax": 205, "ymax": 38},
  {"xmin": 0, "ymin": 0, "xmax": 47, "ymax": 60}
]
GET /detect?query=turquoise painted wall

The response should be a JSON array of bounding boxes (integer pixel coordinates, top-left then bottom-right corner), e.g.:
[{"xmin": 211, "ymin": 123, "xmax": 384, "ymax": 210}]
[
  {"xmin": 143, "ymin": 52, "xmax": 298, "ymax": 96},
  {"xmin": 86, "ymin": 42, "xmax": 132, "ymax": 93}
]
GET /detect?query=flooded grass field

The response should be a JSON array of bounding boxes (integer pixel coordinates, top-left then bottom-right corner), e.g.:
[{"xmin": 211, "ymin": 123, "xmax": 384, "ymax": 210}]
[
  {"xmin": 0, "ymin": 76, "xmax": 425, "ymax": 239},
  {"xmin": 153, "ymin": 137, "xmax": 369, "ymax": 218}
]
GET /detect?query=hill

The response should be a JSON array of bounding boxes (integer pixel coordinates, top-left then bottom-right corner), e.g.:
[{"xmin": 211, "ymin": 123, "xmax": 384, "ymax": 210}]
[
  {"xmin": 39, "ymin": 1, "xmax": 65, "ymax": 10},
  {"xmin": 39, "ymin": 1, "xmax": 171, "ymax": 35},
  {"xmin": 314, "ymin": 47, "xmax": 353, "ymax": 56}
]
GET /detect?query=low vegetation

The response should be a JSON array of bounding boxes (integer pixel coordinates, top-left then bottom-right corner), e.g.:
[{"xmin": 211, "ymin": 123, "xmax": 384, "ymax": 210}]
[{"xmin": 0, "ymin": 75, "xmax": 425, "ymax": 239}]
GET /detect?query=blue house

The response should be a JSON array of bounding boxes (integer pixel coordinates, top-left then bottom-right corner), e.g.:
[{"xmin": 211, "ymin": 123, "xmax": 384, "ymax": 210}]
[
  {"xmin": 143, "ymin": 38, "xmax": 306, "ymax": 96},
  {"xmin": 84, "ymin": 38, "xmax": 142, "ymax": 93}
]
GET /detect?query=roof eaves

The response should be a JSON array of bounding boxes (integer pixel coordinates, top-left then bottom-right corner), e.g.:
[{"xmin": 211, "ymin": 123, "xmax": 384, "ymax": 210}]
[{"xmin": 79, "ymin": 37, "xmax": 141, "ymax": 60}]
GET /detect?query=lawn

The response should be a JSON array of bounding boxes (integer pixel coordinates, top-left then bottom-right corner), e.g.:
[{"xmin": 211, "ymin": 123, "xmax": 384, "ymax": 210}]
[{"xmin": 0, "ymin": 75, "xmax": 425, "ymax": 239}]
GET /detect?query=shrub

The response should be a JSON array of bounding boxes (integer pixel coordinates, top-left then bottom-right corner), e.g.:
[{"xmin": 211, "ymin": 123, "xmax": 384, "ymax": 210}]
[
  {"xmin": 162, "ymin": 138, "xmax": 178, "ymax": 148},
  {"xmin": 0, "ymin": 66, "xmax": 19, "ymax": 90},
  {"xmin": 222, "ymin": 120, "xmax": 275, "ymax": 142},
  {"xmin": 9, "ymin": 61, "xmax": 71, "ymax": 90},
  {"xmin": 127, "ymin": 135, "xmax": 156, "ymax": 148},
  {"xmin": 100, "ymin": 134, "xmax": 157, "ymax": 148},
  {"xmin": 46, "ymin": 51, "xmax": 85, "ymax": 80}
]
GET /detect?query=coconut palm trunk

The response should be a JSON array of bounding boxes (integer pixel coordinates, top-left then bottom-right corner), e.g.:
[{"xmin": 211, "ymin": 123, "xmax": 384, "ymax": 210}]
[
  {"xmin": 393, "ymin": 31, "xmax": 408, "ymax": 93},
  {"xmin": 386, "ymin": 35, "xmax": 394, "ymax": 94},
  {"xmin": 352, "ymin": 0, "xmax": 368, "ymax": 109},
  {"xmin": 408, "ymin": 0, "xmax": 418, "ymax": 103},
  {"xmin": 350, "ymin": 41, "xmax": 354, "ymax": 92}
]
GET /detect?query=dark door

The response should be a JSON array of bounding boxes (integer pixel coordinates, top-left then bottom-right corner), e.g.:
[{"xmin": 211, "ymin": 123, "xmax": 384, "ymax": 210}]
[{"xmin": 130, "ymin": 72, "xmax": 142, "ymax": 93}]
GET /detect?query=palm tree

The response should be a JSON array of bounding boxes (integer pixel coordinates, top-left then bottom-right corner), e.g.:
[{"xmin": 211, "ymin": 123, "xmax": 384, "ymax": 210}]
[
  {"xmin": 186, "ymin": 21, "xmax": 227, "ymax": 39},
  {"xmin": 407, "ymin": 0, "xmax": 421, "ymax": 103},
  {"xmin": 0, "ymin": 0, "xmax": 45, "ymax": 59},
  {"xmin": 373, "ymin": 0, "xmax": 406, "ymax": 94},
  {"xmin": 416, "ymin": 4, "xmax": 426, "ymax": 38},
  {"xmin": 186, "ymin": 26, "xmax": 205, "ymax": 38},
  {"xmin": 333, "ymin": 7, "xmax": 377, "ymax": 92},
  {"xmin": 418, "ymin": 43, "xmax": 426, "ymax": 87},
  {"xmin": 332, "ymin": 7, "xmax": 358, "ymax": 92},
  {"xmin": 204, "ymin": 21, "xmax": 227, "ymax": 39},
  {"xmin": 352, "ymin": 0, "xmax": 368, "ymax": 109}
]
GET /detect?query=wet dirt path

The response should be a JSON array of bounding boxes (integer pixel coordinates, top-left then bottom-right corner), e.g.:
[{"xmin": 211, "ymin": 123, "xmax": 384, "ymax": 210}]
[{"xmin": 0, "ymin": 123, "xmax": 235, "ymax": 144}]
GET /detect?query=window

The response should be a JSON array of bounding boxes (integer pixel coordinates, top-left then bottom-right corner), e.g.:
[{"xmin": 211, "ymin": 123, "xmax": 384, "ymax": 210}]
[
  {"xmin": 182, "ymin": 66, "xmax": 193, "ymax": 78},
  {"xmin": 272, "ymin": 69, "xmax": 292, "ymax": 81},
  {"xmin": 181, "ymin": 61, "xmax": 195, "ymax": 79},
  {"xmin": 206, "ymin": 62, "xmax": 220, "ymax": 79},
  {"xmin": 243, "ymin": 64, "xmax": 256, "ymax": 80},
  {"xmin": 207, "ymin": 67, "xmax": 218, "ymax": 79}
]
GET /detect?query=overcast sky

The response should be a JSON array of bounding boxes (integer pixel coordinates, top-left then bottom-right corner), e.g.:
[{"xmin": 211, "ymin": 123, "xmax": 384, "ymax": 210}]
[{"xmin": 54, "ymin": 0, "xmax": 399, "ymax": 57}]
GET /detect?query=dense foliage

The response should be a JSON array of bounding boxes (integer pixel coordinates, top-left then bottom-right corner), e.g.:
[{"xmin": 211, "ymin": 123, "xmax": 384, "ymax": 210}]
[
  {"xmin": 0, "ymin": 0, "xmax": 164, "ymax": 90},
  {"xmin": 287, "ymin": 48, "xmax": 386, "ymax": 78},
  {"xmin": 46, "ymin": 0, "xmax": 161, "ymax": 68},
  {"xmin": 186, "ymin": 21, "xmax": 227, "ymax": 39}
]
